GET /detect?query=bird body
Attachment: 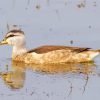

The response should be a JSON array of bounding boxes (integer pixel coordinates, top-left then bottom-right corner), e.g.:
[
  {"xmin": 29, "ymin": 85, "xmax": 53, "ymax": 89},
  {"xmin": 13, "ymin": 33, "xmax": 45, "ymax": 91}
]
[{"xmin": 0, "ymin": 30, "xmax": 100, "ymax": 64}]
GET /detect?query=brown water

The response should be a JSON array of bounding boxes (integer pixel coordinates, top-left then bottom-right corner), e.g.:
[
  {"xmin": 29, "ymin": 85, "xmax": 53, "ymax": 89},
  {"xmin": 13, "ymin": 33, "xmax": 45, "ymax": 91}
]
[{"xmin": 0, "ymin": 0, "xmax": 100, "ymax": 100}]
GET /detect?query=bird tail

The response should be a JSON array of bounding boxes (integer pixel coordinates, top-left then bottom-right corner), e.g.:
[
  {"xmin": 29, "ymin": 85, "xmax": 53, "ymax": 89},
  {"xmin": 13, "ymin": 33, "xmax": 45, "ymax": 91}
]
[{"xmin": 88, "ymin": 49, "xmax": 100, "ymax": 59}]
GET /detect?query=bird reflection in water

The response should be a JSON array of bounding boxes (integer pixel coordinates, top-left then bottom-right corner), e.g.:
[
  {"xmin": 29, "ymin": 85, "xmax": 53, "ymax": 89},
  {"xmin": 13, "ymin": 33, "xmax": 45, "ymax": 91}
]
[
  {"xmin": 0, "ymin": 61, "xmax": 96, "ymax": 92},
  {"xmin": 0, "ymin": 62, "xmax": 26, "ymax": 89},
  {"xmin": 26, "ymin": 62, "xmax": 96, "ymax": 74}
]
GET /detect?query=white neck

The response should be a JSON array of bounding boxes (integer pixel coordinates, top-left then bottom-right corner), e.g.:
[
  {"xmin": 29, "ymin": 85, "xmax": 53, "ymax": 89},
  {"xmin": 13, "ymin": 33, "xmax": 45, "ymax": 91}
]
[{"xmin": 12, "ymin": 44, "xmax": 27, "ymax": 57}]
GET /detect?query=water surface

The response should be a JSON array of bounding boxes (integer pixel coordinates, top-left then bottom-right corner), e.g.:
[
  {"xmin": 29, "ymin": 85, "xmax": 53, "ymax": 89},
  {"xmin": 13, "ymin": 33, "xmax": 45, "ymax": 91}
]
[{"xmin": 0, "ymin": 0, "xmax": 100, "ymax": 100}]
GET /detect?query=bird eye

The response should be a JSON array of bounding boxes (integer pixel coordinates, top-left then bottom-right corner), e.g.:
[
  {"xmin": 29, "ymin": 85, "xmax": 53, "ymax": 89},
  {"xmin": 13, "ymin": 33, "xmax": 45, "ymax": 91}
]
[
  {"xmin": 5, "ymin": 34, "xmax": 16, "ymax": 39},
  {"xmin": 9, "ymin": 35, "xmax": 15, "ymax": 37}
]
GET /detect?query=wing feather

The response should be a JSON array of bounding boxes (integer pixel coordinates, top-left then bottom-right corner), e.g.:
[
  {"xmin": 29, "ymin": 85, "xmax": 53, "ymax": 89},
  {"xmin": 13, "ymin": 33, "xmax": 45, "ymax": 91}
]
[{"xmin": 27, "ymin": 45, "xmax": 91, "ymax": 54}]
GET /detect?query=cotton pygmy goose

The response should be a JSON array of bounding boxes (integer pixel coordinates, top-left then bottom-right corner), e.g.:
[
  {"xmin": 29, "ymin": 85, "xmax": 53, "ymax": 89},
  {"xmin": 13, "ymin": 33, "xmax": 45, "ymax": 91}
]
[{"xmin": 0, "ymin": 29, "xmax": 100, "ymax": 64}]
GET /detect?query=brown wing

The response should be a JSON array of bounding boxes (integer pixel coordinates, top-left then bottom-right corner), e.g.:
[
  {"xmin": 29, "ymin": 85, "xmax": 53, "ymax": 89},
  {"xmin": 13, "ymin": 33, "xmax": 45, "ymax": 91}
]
[{"xmin": 27, "ymin": 45, "xmax": 91, "ymax": 54}]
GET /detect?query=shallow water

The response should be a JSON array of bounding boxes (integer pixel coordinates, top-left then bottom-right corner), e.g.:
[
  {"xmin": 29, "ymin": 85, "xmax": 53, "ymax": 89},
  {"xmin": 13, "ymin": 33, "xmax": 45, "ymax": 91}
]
[
  {"xmin": 0, "ymin": 58, "xmax": 100, "ymax": 100},
  {"xmin": 0, "ymin": 60, "xmax": 100, "ymax": 100},
  {"xmin": 0, "ymin": 0, "xmax": 100, "ymax": 100}
]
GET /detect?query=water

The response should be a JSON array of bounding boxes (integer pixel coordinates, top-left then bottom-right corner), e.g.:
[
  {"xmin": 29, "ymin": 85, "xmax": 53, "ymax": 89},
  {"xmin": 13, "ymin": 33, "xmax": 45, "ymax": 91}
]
[
  {"xmin": 0, "ymin": 61, "xmax": 100, "ymax": 100},
  {"xmin": 0, "ymin": 0, "xmax": 100, "ymax": 100}
]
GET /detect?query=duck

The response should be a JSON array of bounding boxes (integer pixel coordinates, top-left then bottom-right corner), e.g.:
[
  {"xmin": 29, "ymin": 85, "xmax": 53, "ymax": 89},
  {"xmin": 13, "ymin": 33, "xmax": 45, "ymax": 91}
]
[{"xmin": 0, "ymin": 29, "xmax": 100, "ymax": 64}]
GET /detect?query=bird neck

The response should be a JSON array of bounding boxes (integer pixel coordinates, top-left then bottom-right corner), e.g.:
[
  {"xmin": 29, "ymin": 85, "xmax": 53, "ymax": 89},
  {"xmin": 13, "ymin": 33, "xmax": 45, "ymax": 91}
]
[{"xmin": 12, "ymin": 44, "xmax": 27, "ymax": 57}]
